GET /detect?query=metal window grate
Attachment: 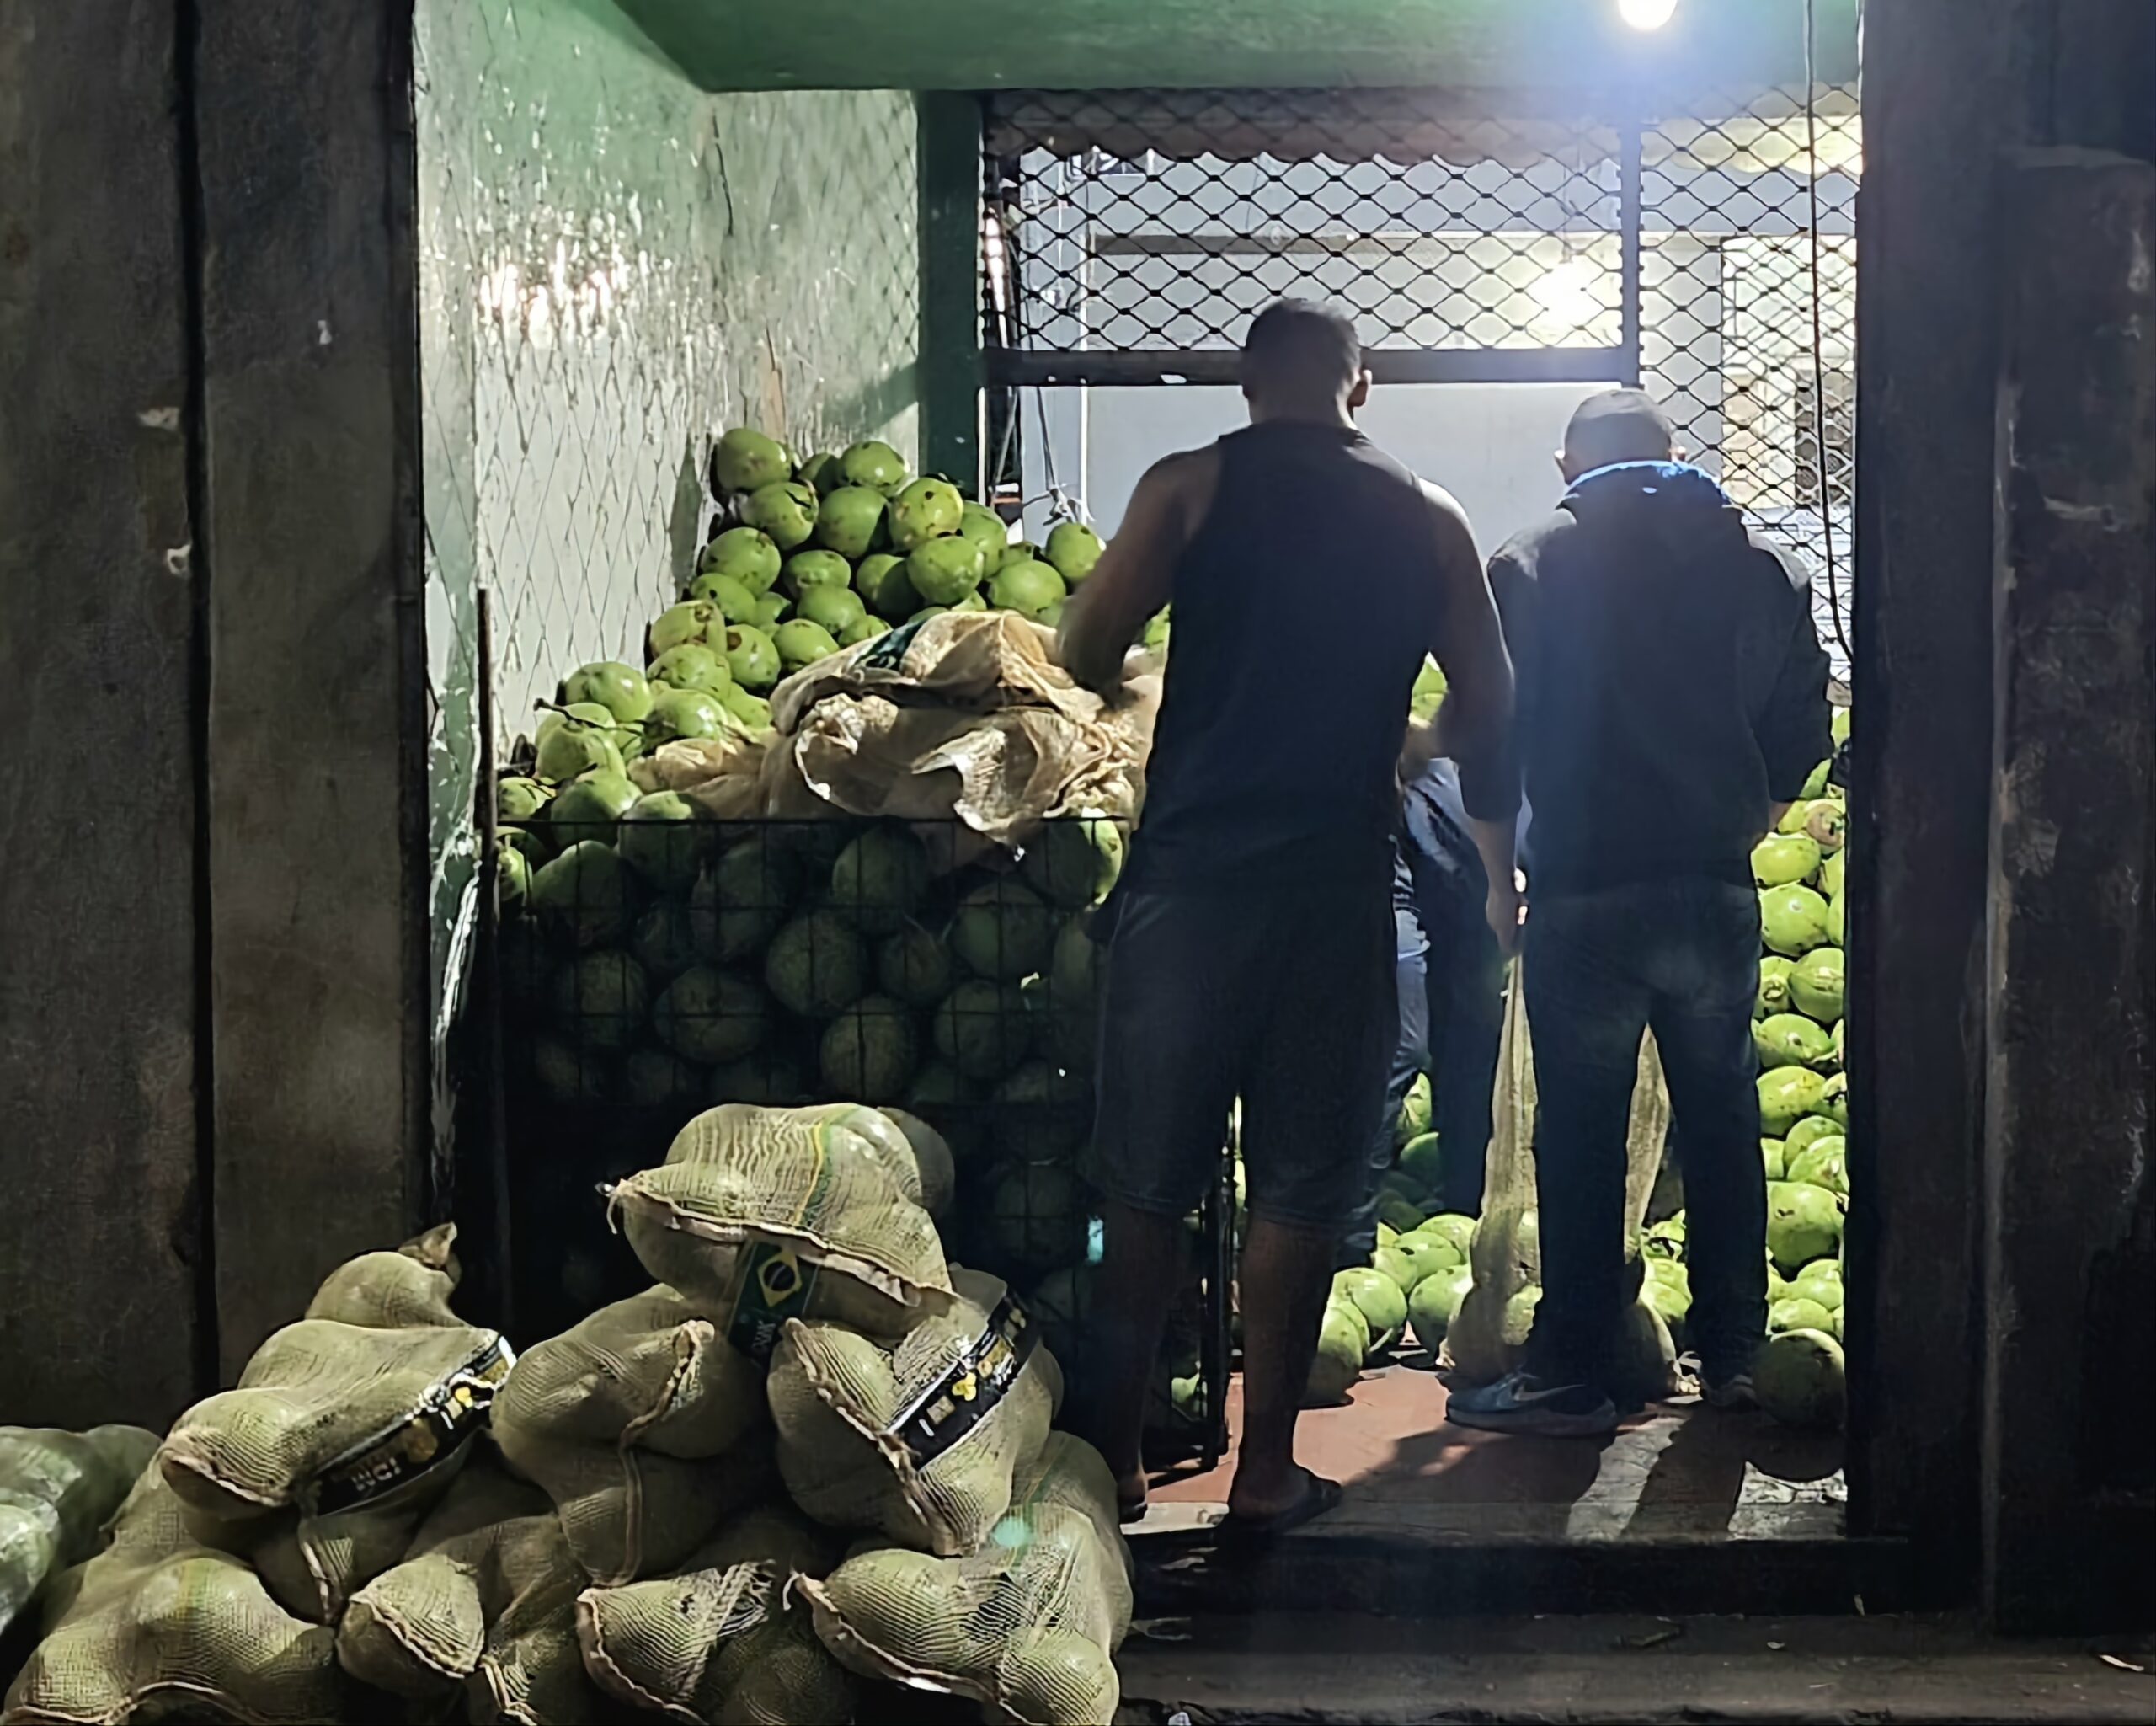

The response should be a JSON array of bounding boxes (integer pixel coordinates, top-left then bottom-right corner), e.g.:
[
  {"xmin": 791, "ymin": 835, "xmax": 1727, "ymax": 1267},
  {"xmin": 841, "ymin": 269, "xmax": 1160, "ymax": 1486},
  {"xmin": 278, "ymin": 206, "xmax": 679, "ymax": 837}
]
[{"xmin": 983, "ymin": 84, "xmax": 1858, "ymax": 675}]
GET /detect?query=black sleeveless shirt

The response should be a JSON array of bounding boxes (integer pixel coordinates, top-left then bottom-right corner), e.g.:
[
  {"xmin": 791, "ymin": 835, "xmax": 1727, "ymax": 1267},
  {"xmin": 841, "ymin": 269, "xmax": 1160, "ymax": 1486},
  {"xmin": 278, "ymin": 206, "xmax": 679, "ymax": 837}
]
[{"xmin": 1128, "ymin": 421, "xmax": 1445, "ymax": 891}]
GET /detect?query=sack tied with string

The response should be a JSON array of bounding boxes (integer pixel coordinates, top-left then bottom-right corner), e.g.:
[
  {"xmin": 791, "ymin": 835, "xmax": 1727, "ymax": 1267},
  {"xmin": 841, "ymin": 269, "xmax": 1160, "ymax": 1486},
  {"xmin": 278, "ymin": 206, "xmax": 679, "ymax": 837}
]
[
  {"xmin": 157, "ymin": 1230, "xmax": 514, "ymax": 1626},
  {"xmin": 335, "ymin": 1464, "xmax": 605, "ymax": 1724},
  {"xmin": 490, "ymin": 1285, "xmax": 773, "ymax": 1587},
  {"xmin": 768, "ymin": 1268, "xmax": 1061, "ymax": 1557},
  {"xmin": 574, "ymin": 1502, "xmax": 852, "ymax": 1726},
  {"xmin": 3, "ymin": 1468, "xmax": 358, "ymax": 1726},
  {"xmin": 611, "ymin": 1104, "xmax": 956, "ymax": 1352},
  {"xmin": 1443, "ymin": 967, "xmax": 1682, "ymax": 1403},
  {"xmin": 0, "ymin": 1425, "xmax": 159, "ymax": 1640},
  {"xmin": 797, "ymin": 1432, "xmax": 1132, "ymax": 1726}
]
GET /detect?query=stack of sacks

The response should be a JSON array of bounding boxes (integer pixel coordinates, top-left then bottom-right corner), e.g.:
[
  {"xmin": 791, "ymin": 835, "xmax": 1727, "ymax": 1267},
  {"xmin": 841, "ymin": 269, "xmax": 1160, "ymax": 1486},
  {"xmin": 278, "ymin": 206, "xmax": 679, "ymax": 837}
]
[
  {"xmin": 7, "ymin": 1227, "xmax": 504, "ymax": 1725},
  {"xmin": 798, "ymin": 1434, "xmax": 1133, "ymax": 1726}
]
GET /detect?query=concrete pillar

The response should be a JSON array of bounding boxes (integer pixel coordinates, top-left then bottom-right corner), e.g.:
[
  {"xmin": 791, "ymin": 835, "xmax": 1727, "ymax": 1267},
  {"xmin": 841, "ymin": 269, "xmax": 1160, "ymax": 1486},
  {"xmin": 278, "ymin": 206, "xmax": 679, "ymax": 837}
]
[
  {"xmin": 191, "ymin": 0, "xmax": 430, "ymax": 1375},
  {"xmin": 1984, "ymin": 150, "xmax": 2156, "ymax": 1632},
  {"xmin": 0, "ymin": 0, "xmax": 204, "ymax": 1426}
]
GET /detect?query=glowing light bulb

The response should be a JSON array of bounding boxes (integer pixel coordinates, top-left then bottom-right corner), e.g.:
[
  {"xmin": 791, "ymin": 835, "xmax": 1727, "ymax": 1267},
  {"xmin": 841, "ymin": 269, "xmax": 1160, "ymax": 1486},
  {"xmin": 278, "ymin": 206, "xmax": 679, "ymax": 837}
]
[{"xmin": 1619, "ymin": 0, "xmax": 1679, "ymax": 29}]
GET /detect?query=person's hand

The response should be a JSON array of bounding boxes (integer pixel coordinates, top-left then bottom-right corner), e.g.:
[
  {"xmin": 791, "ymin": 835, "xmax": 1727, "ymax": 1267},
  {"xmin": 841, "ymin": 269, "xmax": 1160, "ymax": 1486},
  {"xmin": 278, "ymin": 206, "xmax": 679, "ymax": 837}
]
[
  {"xmin": 1486, "ymin": 869, "xmax": 1526, "ymax": 957},
  {"xmin": 1400, "ymin": 719, "xmax": 1441, "ymax": 779}
]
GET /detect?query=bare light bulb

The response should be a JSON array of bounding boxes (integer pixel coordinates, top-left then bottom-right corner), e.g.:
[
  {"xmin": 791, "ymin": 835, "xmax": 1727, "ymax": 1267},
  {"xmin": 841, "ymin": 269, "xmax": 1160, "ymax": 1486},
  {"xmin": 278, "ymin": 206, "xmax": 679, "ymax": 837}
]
[{"xmin": 1619, "ymin": 0, "xmax": 1679, "ymax": 29}]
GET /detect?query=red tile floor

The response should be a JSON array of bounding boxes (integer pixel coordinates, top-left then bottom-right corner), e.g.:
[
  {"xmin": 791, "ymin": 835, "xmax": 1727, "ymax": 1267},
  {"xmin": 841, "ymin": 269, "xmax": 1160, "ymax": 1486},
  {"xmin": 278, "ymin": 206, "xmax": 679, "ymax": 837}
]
[{"xmin": 1134, "ymin": 1354, "xmax": 1845, "ymax": 1542}]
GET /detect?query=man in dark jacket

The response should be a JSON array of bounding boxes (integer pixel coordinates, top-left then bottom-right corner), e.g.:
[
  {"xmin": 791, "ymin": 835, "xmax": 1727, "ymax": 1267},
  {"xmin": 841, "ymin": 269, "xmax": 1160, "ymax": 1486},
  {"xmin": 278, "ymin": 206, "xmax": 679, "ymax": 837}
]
[
  {"xmin": 1448, "ymin": 390, "xmax": 1831, "ymax": 1438},
  {"xmin": 1343, "ymin": 760, "xmax": 1513, "ymax": 1267}
]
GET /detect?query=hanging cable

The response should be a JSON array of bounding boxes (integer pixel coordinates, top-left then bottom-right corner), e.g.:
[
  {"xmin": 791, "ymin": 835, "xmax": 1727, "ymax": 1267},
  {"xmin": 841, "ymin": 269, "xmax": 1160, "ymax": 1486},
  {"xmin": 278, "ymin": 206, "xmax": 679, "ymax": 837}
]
[{"xmin": 1804, "ymin": 0, "xmax": 1854, "ymax": 664}]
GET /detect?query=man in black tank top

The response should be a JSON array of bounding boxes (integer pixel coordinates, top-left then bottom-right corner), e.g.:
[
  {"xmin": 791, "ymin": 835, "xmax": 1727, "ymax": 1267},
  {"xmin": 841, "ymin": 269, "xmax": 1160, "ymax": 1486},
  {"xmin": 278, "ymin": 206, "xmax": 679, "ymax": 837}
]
[{"xmin": 1058, "ymin": 300, "xmax": 1522, "ymax": 1536}]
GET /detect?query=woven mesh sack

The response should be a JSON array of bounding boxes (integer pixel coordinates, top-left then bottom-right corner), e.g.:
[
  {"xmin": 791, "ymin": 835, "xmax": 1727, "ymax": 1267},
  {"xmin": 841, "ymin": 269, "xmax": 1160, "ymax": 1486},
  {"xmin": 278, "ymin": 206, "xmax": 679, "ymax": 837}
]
[
  {"xmin": 611, "ymin": 1105, "xmax": 955, "ymax": 1346},
  {"xmin": 3, "ymin": 1469, "xmax": 358, "ymax": 1724},
  {"xmin": 0, "ymin": 1425, "xmax": 159, "ymax": 1639},
  {"xmin": 158, "ymin": 1245, "xmax": 511, "ymax": 1627},
  {"xmin": 767, "ymin": 1269, "xmax": 1062, "ymax": 1557},
  {"xmin": 465, "ymin": 1510, "xmax": 608, "ymax": 1726},
  {"xmin": 574, "ymin": 1503, "xmax": 851, "ymax": 1725},
  {"xmin": 492, "ymin": 1287, "xmax": 772, "ymax": 1587},
  {"xmin": 334, "ymin": 1464, "xmax": 551, "ymax": 1703},
  {"xmin": 873, "ymin": 1109, "xmax": 956, "ymax": 1220},
  {"xmin": 1444, "ymin": 970, "xmax": 1682, "ymax": 1401},
  {"xmin": 797, "ymin": 1433, "xmax": 1131, "ymax": 1726},
  {"xmin": 304, "ymin": 1223, "xmax": 463, "ymax": 1330}
]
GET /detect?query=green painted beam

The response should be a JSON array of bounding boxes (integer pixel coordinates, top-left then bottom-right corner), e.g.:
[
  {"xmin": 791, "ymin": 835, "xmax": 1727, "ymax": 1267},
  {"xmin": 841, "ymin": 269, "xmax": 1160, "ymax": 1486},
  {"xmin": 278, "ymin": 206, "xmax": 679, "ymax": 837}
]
[
  {"xmin": 916, "ymin": 94, "xmax": 985, "ymax": 492},
  {"xmin": 614, "ymin": 0, "xmax": 1858, "ymax": 94}
]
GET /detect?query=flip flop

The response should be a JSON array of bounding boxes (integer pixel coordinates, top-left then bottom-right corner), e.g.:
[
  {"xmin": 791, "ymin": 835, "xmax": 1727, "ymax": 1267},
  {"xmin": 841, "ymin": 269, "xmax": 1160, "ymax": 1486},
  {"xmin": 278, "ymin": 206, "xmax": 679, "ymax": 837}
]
[
  {"xmin": 1214, "ymin": 1473, "xmax": 1344, "ymax": 1544},
  {"xmin": 1118, "ymin": 1496, "xmax": 1150, "ymax": 1526}
]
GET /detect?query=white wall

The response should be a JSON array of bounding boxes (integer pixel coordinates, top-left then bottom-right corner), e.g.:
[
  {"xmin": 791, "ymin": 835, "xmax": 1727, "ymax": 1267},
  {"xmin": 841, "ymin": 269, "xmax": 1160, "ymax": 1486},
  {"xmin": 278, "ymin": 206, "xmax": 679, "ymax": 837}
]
[{"xmin": 1024, "ymin": 381, "xmax": 1610, "ymax": 558}]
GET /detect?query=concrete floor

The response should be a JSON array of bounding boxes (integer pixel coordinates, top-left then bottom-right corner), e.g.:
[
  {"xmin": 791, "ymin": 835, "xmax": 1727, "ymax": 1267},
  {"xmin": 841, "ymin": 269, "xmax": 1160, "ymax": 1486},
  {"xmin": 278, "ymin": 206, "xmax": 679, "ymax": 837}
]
[
  {"xmin": 1112, "ymin": 1612, "xmax": 2156, "ymax": 1723},
  {"xmin": 1134, "ymin": 1362, "xmax": 1847, "ymax": 1543}
]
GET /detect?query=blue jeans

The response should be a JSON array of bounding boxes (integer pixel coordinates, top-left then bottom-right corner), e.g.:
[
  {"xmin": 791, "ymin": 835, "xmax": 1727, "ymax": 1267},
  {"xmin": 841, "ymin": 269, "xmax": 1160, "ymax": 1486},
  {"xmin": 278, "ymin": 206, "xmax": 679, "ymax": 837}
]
[
  {"xmin": 1522, "ymin": 879, "xmax": 1765, "ymax": 1387},
  {"xmin": 1342, "ymin": 902, "xmax": 1506, "ymax": 1263}
]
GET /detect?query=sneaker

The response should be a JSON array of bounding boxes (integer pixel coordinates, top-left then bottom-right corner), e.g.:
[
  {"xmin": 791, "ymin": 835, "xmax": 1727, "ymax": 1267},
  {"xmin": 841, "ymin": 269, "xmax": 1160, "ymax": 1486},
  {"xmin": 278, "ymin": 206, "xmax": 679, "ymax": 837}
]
[
  {"xmin": 1702, "ymin": 1371, "xmax": 1756, "ymax": 1411},
  {"xmin": 1445, "ymin": 1369, "xmax": 1620, "ymax": 1438}
]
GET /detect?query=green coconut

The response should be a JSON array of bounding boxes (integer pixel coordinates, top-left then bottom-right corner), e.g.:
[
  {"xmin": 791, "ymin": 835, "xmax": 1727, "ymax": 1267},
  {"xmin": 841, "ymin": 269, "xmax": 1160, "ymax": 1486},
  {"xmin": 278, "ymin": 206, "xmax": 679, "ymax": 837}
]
[
  {"xmin": 1766, "ymin": 1180, "xmax": 1844, "ymax": 1273},
  {"xmin": 696, "ymin": 526, "xmax": 782, "ymax": 593},
  {"xmin": 1761, "ymin": 884, "xmax": 1833, "ymax": 956},
  {"xmin": 1758, "ymin": 1066, "xmax": 1830, "ymax": 1136},
  {"xmin": 649, "ymin": 599, "xmax": 729, "ymax": 656},
  {"xmin": 616, "ymin": 791, "xmax": 712, "ymax": 893},
  {"xmin": 828, "ymin": 826, "xmax": 931, "ymax": 938},
  {"xmin": 1786, "ymin": 1136, "xmax": 1849, "ymax": 1196},
  {"xmin": 560, "ymin": 661, "xmax": 654, "ymax": 724},
  {"xmin": 854, "ymin": 553, "xmax": 918, "ymax": 619},
  {"xmin": 814, "ymin": 486, "xmax": 889, "ymax": 559},
  {"xmin": 711, "ymin": 427, "xmax": 793, "ymax": 496},
  {"xmin": 888, "ymin": 478, "xmax": 965, "ymax": 552},
  {"xmin": 798, "ymin": 585, "xmax": 868, "ymax": 639},
  {"xmin": 1790, "ymin": 947, "xmax": 1845, "ymax": 1023},
  {"xmin": 1758, "ymin": 956, "xmax": 1797, "ymax": 1018},
  {"xmin": 837, "ymin": 440, "xmax": 909, "ymax": 495},
  {"xmin": 905, "ymin": 535, "xmax": 986, "ymax": 607},
  {"xmin": 989, "ymin": 558, "xmax": 1067, "ymax": 619},
  {"xmin": 723, "ymin": 624, "xmax": 782, "ymax": 692},
  {"xmin": 1753, "ymin": 1329, "xmax": 1846, "ymax": 1429},
  {"xmin": 1752, "ymin": 832, "xmax": 1822, "ymax": 889},
  {"xmin": 773, "ymin": 617, "xmax": 842, "ymax": 672},
  {"xmin": 739, "ymin": 479, "xmax": 819, "ymax": 551},
  {"xmin": 1755, "ymin": 1013, "xmax": 1836, "ymax": 1071},
  {"xmin": 647, "ymin": 644, "xmax": 734, "ymax": 697},
  {"xmin": 1044, "ymin": 521, "xmax": 1104, "ymax": 585},
  {"xmin": 652, "ymin": 965, "xmax": 766, "ymax": 1065}
]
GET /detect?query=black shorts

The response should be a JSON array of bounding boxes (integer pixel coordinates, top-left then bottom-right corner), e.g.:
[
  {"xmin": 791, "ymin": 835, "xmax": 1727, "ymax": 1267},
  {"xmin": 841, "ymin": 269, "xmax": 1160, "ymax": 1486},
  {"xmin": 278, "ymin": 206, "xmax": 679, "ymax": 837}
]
[{"xmin": 1086, "ymin": 881, "xmax": 1394, "ymax": 1231}]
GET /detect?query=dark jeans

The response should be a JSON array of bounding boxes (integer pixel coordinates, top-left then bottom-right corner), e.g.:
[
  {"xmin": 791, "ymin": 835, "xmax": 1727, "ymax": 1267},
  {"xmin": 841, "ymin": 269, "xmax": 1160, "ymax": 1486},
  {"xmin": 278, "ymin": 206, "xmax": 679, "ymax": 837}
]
[
  {"xmin": 1342, "ymin": 902, "xmax": 1506, "ymax": 1263},
  {"xmin": 1522, "ymin": 878, "xmax": 1765, "ymax": 1387}
]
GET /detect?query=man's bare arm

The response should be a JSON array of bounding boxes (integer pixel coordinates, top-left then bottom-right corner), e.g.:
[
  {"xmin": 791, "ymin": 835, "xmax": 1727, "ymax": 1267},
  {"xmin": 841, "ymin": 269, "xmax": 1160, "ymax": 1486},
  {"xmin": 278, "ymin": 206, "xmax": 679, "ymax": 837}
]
[{"xmin": 1055, "ymin": 450, "xmax": 1215, "ymax": 693}]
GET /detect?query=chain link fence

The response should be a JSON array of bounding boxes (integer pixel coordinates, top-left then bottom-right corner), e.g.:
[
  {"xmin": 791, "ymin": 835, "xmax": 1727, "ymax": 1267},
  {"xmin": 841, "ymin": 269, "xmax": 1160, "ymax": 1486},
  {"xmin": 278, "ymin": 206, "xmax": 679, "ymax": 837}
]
[{"xmin": 983, "ymin": 83, "xmax": 1857, "ymax": 678}]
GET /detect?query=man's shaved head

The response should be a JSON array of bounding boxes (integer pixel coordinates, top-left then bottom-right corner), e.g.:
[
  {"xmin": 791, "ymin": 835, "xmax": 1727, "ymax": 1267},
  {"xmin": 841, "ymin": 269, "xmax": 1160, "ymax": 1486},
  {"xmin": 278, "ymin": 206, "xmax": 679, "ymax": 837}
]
[
  {"xmin": 1561, "ymin": 388, "xmax": 1678, "ymax": 478},
  {"xmin": 1241, "ymin": 299, "xmax": 1367, "ymax": 414}
]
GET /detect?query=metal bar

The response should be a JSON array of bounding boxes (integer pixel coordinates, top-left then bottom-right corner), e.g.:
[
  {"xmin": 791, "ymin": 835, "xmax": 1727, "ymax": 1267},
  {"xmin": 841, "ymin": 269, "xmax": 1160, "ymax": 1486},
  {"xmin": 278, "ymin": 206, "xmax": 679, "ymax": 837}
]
[
  {"xmin": 988, "ymin": 345, "xmax": 1633, "ymax": 387},
  {"xmin": 918, "ymin": 93, "xmax": 985, "ymax": 492},
  {"xmin": 1620, "ymin": 113, "xmax": 1644, "ymax": 387}
]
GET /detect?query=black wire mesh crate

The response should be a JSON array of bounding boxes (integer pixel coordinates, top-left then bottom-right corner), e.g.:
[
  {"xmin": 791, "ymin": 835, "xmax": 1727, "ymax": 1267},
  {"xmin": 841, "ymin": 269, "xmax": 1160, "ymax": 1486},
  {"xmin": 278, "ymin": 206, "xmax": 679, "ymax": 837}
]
[{"xmin": 489, "ymin": 800, "xmax": 1230, "ymax": 1456}]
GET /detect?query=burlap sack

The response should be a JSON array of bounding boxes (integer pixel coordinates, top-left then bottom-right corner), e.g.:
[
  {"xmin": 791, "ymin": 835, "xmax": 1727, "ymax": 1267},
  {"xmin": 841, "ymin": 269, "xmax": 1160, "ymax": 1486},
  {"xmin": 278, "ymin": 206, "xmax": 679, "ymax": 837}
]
[
  {"xmin": 304, "ymin": 1223, "xmax": 462, "ymax": 1330},
  {"xmin": 3, "ymin": 1471, "xmax": 357, "ymax": 1725},
  {"xmin": 1444, "ymin": 967, "xmax": 1682, "ymax": 1401},
  {"xmin": 611, "ymin": 1104, "xmax": 956, "ymax": 1349},
  {"xmin": 334, "ymin": 1464, "xmax": 552, "ymax": 1702},
  {"xmin": 159, "ymin": 1239, "xmax": 514, "ymax": 1625},
  {"xmin": 574, "ymin": 1503, "xmax": 851, "ymax": 1725},
  {"xmin": 641, "ymin": 613, "xmax": 1157, "ymax": 852},
  {"xmin": 491, "ymin": 1287, "xmax": 772, "ymax": 1587},
  {"xmin": 0, "ymin": 1426, "xmax": 159, "ymax": 1639},
  {"xmin": 797, "ymin": 1433, "xmax": 1131, "ymax": 1726},
  {"xmin": 767, "ymin": 1269, "xmax": 1061, "ymax": 1558}
]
